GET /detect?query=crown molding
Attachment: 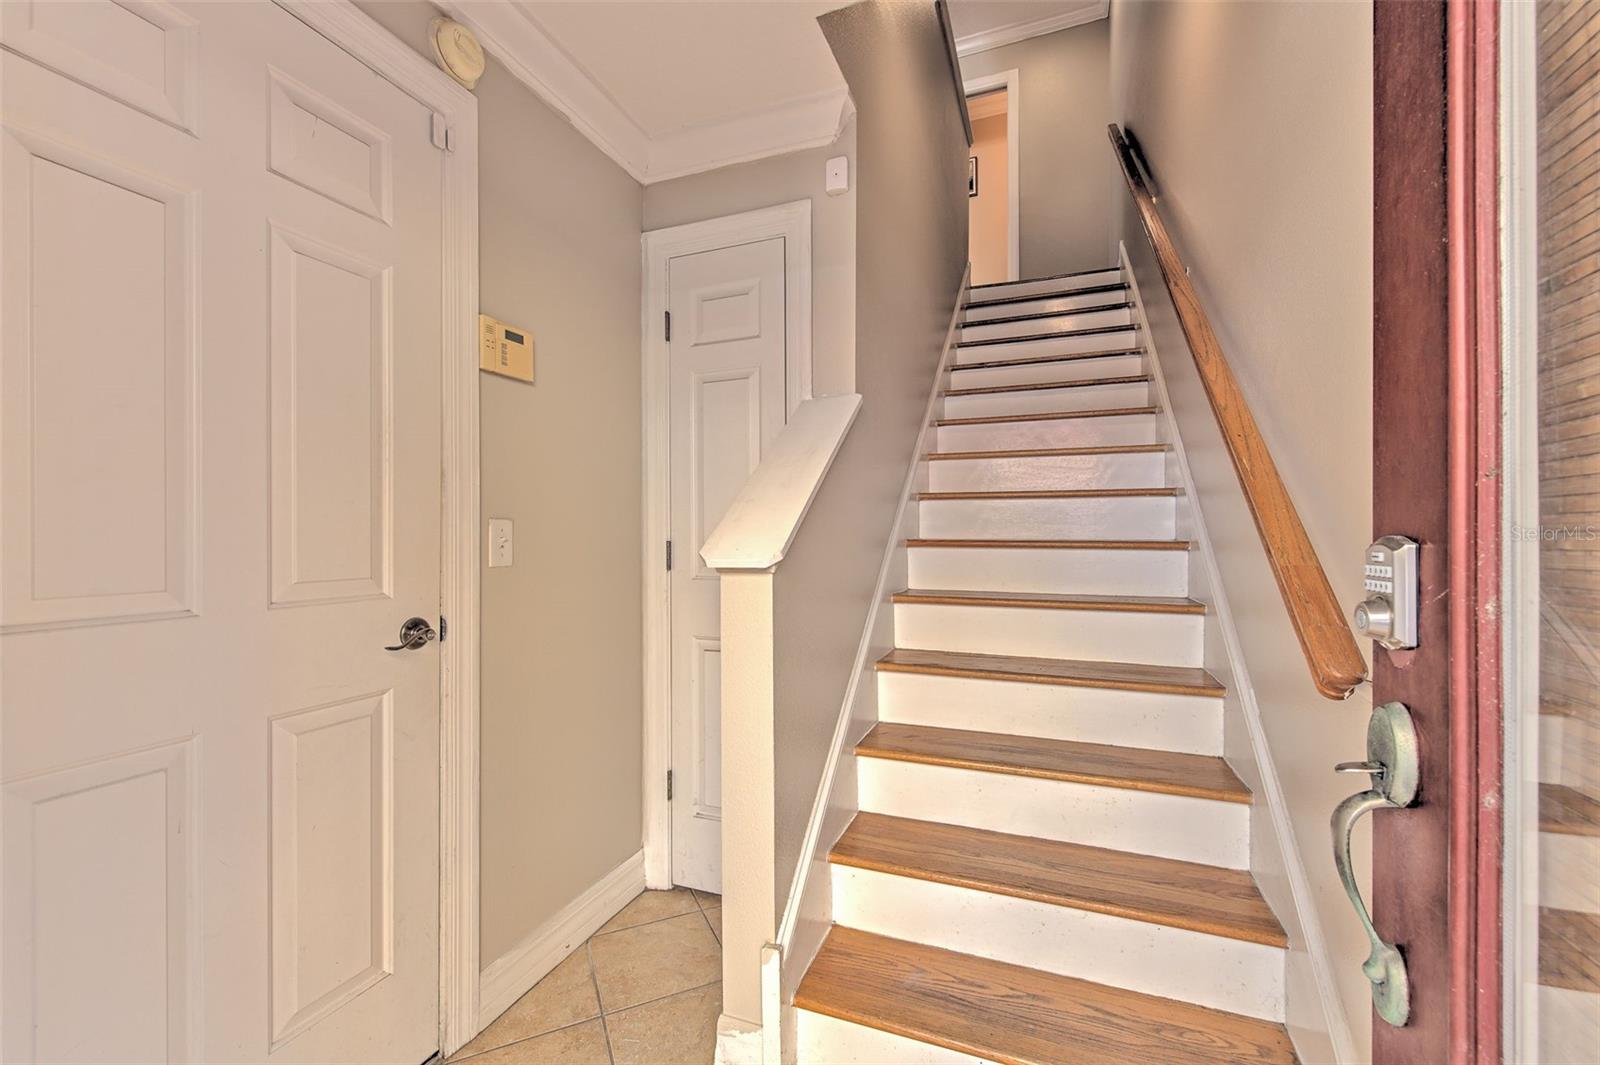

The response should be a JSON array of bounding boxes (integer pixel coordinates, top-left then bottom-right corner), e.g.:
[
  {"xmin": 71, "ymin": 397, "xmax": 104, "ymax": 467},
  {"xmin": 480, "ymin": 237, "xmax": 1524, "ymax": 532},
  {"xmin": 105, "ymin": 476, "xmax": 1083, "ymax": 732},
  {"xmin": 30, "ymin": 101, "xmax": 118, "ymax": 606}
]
[
  {"xmin": 440, "ymin": 1, "xmax": 850, "ymax": 185},
  {"xmin": 954, "ymin": 0, "xmax": 1109, "ymax": 58},
  {"xmin": 437, "ymin": 0, "xmax": 650, "ymax": 179},
  {"xmin": 647, "ymin": 86, "xmax": 851, "ymax": 184}
]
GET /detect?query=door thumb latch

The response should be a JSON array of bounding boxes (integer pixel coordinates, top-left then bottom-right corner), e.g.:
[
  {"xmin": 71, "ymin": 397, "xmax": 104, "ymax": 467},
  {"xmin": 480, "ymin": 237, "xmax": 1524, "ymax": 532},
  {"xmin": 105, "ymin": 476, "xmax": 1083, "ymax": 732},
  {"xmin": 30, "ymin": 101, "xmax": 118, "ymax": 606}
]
[{"xmin": 1331, "ymin": 701, "xmax": 1419, "ymax": 1028}]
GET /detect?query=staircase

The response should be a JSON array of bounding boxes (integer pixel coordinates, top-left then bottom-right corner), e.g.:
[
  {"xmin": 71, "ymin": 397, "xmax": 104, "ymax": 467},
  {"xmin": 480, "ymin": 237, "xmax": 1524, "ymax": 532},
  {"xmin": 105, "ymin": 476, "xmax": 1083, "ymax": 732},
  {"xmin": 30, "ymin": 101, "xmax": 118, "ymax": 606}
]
[{"xmin": 792, "ymin": 267, "xmax": 1299, "ymax": 1063}]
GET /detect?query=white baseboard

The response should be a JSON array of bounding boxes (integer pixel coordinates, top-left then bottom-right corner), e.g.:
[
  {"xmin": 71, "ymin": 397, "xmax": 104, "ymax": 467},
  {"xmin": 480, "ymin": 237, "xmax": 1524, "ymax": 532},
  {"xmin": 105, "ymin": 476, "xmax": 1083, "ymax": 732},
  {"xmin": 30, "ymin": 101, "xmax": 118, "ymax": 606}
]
[
  {"xmin": 476, "ymin": 849, "xmax": 646, "ymax": 1030},
  {"xmin": 1120, "ymin": 242, "xmax": 1355, "ymax": 1063}
]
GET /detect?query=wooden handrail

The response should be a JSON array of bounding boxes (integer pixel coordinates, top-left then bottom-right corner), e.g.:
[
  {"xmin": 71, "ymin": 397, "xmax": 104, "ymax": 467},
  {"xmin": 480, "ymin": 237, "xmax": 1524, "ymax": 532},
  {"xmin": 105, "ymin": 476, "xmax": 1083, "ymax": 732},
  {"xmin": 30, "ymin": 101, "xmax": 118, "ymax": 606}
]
[{"xmin": 1108, "ymin": 124, "xmax": 1367, "ymax": 700}]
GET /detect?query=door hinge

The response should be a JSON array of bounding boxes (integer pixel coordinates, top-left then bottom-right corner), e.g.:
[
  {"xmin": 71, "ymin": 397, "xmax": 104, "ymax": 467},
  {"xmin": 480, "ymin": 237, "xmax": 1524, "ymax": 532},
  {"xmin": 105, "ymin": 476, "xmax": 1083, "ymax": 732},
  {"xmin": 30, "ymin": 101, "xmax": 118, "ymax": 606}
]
[
  {"xmin": 666, "ymin": 769, "xmax": 674, "ymax": 801},
  {"xmin": 666, "ymin": 540, "xmax": 673, "ymax": 571},
  {"xmin": 430, "ymin": 112, "xmax": 454, "ymax": 152},
  {"xmin": 664, "ymin": 310, "xmax": 671, "ymax": 342},
  {"xmin": 439, "ymin": 615, "xmax": 448, "ymax": 642}
]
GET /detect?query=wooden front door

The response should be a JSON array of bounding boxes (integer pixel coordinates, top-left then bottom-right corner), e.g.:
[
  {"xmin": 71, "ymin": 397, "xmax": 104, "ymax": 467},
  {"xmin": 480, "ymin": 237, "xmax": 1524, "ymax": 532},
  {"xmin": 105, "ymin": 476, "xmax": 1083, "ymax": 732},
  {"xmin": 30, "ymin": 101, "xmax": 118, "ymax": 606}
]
[{"xmin": 1370, "ymin": 1, "xmax": 1503, "ymax": 1061}]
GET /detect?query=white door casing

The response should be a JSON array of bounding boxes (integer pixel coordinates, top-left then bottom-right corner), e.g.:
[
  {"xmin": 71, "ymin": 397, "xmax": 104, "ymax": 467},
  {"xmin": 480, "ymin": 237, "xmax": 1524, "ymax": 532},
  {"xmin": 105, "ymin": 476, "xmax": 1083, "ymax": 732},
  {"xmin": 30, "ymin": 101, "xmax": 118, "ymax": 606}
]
[
  {"xmin": 640, "ymin": 200, "xmax": 812, "ymax": 891},
  {"xmin": 666, "ymin": 238, "xmax": 788, "ymax": 892},
  {"xmin": 0, "ymin": 1, "xmax": 480, "ymax": 1059}
]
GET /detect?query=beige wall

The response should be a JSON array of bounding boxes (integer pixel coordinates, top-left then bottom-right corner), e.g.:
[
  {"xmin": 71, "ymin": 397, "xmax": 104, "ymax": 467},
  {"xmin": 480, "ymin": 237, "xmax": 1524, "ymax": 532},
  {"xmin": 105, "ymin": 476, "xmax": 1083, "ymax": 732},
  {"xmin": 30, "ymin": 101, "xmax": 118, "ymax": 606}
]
[
  {"xmin": 715, "ymin": 0, "xmax": 969, "ymax": 1027},
  {"xmin": 1109, "ymin": 2, "xmax": 1373, "ymax": 1059},
  {"xmin": 961, "ymin": 19, "xmax": 1114, "ymax": 275},
  {"xmin": 641, "ymin": 119, "xmax": 858, "ymax": 395},
  {"xmin": 968, "ymin": 111, "xmax": 1009, "ymax": 284},
  {"xmin": 786, "ymin": 0, "xmax": 967, "ymax": 927},
  {"xmin": 355, "ymin": 2, "xmax": 645, "ymax": 968}
]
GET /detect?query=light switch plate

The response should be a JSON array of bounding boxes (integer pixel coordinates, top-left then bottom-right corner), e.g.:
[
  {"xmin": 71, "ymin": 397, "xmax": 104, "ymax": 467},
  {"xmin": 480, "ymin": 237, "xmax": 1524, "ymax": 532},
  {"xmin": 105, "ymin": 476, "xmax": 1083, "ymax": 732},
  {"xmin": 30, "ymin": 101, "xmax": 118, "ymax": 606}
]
[{"xmin": 487, "ymin": 518, "xmax": 514, "ymax": 568}]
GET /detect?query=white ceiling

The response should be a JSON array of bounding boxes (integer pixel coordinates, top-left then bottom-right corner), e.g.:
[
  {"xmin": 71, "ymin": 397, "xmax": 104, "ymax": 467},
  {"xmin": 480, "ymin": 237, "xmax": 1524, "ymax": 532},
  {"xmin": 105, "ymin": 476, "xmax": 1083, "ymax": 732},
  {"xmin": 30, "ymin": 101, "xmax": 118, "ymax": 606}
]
[
  {"xmin": 513, "ymin": 1, "xmax": 848, "ymax": 138},
  {"xmin": 440, "ymin": 0, "xmax": 1107, "ymax": 185}
]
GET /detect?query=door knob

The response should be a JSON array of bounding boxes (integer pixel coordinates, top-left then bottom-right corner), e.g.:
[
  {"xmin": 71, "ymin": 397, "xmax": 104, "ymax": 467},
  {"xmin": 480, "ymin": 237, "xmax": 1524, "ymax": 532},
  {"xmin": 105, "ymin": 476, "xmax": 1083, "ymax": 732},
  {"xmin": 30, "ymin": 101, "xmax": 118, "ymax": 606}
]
[
  {"xmin": 1331, "ymin": 701, "xmax": 1419, "ymax": 1028},
  {"xmin": 385, "ymin": 616, "xmax": 437, "ymax": 651}
]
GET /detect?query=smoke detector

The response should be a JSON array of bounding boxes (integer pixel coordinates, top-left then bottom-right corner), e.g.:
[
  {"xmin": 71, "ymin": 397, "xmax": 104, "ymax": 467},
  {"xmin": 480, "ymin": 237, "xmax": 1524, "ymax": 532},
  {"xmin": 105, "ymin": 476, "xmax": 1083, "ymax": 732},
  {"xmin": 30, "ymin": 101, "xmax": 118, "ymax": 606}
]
[{"xmin": 429, "ymin": 16, "xmax": 485, "ymax": 91}]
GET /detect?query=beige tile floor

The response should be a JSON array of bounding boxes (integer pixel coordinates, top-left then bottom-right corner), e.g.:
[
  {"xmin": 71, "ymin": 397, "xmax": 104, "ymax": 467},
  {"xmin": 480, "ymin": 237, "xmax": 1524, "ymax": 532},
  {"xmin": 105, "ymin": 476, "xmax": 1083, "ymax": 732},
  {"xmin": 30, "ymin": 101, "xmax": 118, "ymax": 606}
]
[{"xmin": 449, "ymin": 888, "xmax": 722, "ymax": 1064}]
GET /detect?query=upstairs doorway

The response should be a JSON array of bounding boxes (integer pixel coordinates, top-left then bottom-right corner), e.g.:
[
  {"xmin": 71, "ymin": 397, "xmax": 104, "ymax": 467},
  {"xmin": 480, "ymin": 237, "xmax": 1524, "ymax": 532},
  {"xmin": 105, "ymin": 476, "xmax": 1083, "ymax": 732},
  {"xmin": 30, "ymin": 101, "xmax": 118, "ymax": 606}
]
[{"xmin": 965, "ymin": 72, "xmax": 1019, "ymax": 284}]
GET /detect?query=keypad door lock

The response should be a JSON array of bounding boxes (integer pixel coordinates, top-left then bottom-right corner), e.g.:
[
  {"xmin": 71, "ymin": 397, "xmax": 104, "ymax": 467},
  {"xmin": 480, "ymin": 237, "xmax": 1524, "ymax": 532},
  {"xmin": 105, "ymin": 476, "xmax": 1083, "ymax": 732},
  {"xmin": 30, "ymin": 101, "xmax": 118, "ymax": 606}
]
[{"xmin": 1354, "ymin": 535, "xmax": 1419, "ymax": 650}]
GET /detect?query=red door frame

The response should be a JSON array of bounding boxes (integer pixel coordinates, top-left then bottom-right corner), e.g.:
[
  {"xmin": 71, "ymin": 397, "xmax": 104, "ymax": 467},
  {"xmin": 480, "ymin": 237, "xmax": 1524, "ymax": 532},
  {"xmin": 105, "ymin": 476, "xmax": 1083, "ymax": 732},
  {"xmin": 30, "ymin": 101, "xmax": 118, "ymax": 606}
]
[{"xmin": 1372, "ymin": 1, "xmax": 1502, "ymax": 1062}]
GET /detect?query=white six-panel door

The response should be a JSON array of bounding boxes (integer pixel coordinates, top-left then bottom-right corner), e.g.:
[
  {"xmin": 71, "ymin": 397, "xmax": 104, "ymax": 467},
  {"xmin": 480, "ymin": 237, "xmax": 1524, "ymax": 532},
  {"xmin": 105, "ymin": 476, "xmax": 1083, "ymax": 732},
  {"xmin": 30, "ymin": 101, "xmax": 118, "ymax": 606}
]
[
  {"xmin": 667, "ymin": 237, "xmax": 787, "ymax": 893},
  {"xmin": 0, "ymin": 3, "xmax": 445, "ymax": 1061}
]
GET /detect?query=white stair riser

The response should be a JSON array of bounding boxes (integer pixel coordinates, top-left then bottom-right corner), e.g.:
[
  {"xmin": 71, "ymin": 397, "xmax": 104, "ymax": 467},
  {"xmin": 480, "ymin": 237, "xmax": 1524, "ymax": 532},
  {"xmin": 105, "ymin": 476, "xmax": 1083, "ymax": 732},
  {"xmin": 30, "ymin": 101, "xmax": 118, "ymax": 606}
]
[
  {"xmin": 964, "ymin": 288, "xmax": 1127, "ymax": 322},
  {"xmin": 927, "ymin": 451, "xmax": 1165, "ymax": 492},
  {"xmin": 857, "ymin": 758, "xmax": 1250, "ymax": 867},
  {"xmin": 936, "ymin": 414, "xmax": 1159, "ymax": 452},
  {"xmin": 948, "ymin": 352, "xmax": 1144, "ymax": 390},
  {"xmin": 956, "ymin": 329, "xmax": 1138, "ymax": 363},
  {"xmin": 893, "ymin": 603, "xmax": 1204, "ymax": 666},
  {"xmin": 878, "ymin": 671, "xmax": 1222, "ymax": 755},
  {"xmin": 944, "ymin": 381, "xmax": 1149, "ymax": 420},
  {"xmin": 960, "ymin": 306, "xmax": 1132, "ymax": 342},
  {"xmin": 831, "ymin": 868, "xmax": 1286, "ymax": 1022},
  {"xmin": 918, "ymin": 496, "xmax": 1176, "ymax": 540},
  {"xmin": 797, "ymin": 1010, "xmax": 992, "ymax": 1065},
  {"xmin": 971, "ymin": 271, "xmax": 1123, "ymax": 300},
  {"xmin": 1539, "ymin": 986, "xmax": 1600, "ymax": 1065},
  {"xmin": 908, "ymin": 545, "xmax": 1189, "ymax": 597},
  {"xmin": 1541, "ymin": 832, "xmax": 1600, "ymax": 913}
]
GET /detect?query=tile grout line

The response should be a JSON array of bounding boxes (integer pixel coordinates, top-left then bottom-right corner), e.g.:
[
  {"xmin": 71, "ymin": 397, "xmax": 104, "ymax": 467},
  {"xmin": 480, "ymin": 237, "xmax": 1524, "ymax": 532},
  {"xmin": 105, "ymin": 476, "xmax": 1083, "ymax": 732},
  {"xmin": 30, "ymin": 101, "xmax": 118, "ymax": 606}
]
[
  {"xmin": 604, "ymin": 976, "xmax": 722, "ymax": 1019},
  {"xmin": 453, "ymin": 892, "xmax": 724, "ymax": 1064},
  {"xmin": 448, "ymin": 1012, "xmax": 603, "ymax": 1064},
  {"xmin": 587, "ymin": 937, "xmax": 617, "ymax": 1065},
  {"xmin": 593, "ymin": 893, "xmax": 709, "ymax": 939}
]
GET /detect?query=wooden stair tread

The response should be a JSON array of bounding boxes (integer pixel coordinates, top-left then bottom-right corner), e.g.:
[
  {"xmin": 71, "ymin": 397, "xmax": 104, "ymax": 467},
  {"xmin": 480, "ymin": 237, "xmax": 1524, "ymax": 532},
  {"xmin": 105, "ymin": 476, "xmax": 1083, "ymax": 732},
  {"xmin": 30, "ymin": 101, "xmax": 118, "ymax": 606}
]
[
  {"xmin": 958, "ymin": 324, "xmax": 1134, "ymax": 349},
  {"xmin": 937, "ymin": 405, "xmax": 1158, "ymax": 427},
  {"xmin": 833, "ymin": 813, "xmax": 1286, "ymax": 946},
  {"xmin": 857, "ymin": 722, "xmax": 1250, "ymax": 804},
  {"xmin": 959, "ymin": 301, "xmax": 1133, "ymax": 327},
  {"xmin": 1540, "ymin": 782, "xmax": 1600, "ymax": 836},
  {"xmin": 919, "ymin": 487, "xmax": 1179, "ymax": 500},
  {"xmin": 1541, "ymin": 907, "xmax": 1600, "ymax": 992},
  {"xmin": 964, "ymin": 282, "xmax": 1128, "ymax": 310},
  {"xmin": 926, "ymin": 443, "xmax": 1168, "ymax": 461},
  {"xmin": 907, "ymin": 537, "xmax": 1190, "ymax": 550},
  {"xmin": 795, "ymin": 927, "xmax": 1298, "ymax": 1065},
  {"xmin": 950, "ymin": 347, "xmax": 1143, "ymax": 371},
  {"xmin": 945, "ymin": 374, "xmax": 1149, "ymax": 397},
  {"xmin": 893, "ymin": 589, "xmax": 1205, "ymax": 614},
  {"xmin": 877, "ymin": 646, "xmax": 1223, "ymax": 696},
  {"xmin": 969, "ymin": 265, "xmax": 1120, "ymax": 290}
]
